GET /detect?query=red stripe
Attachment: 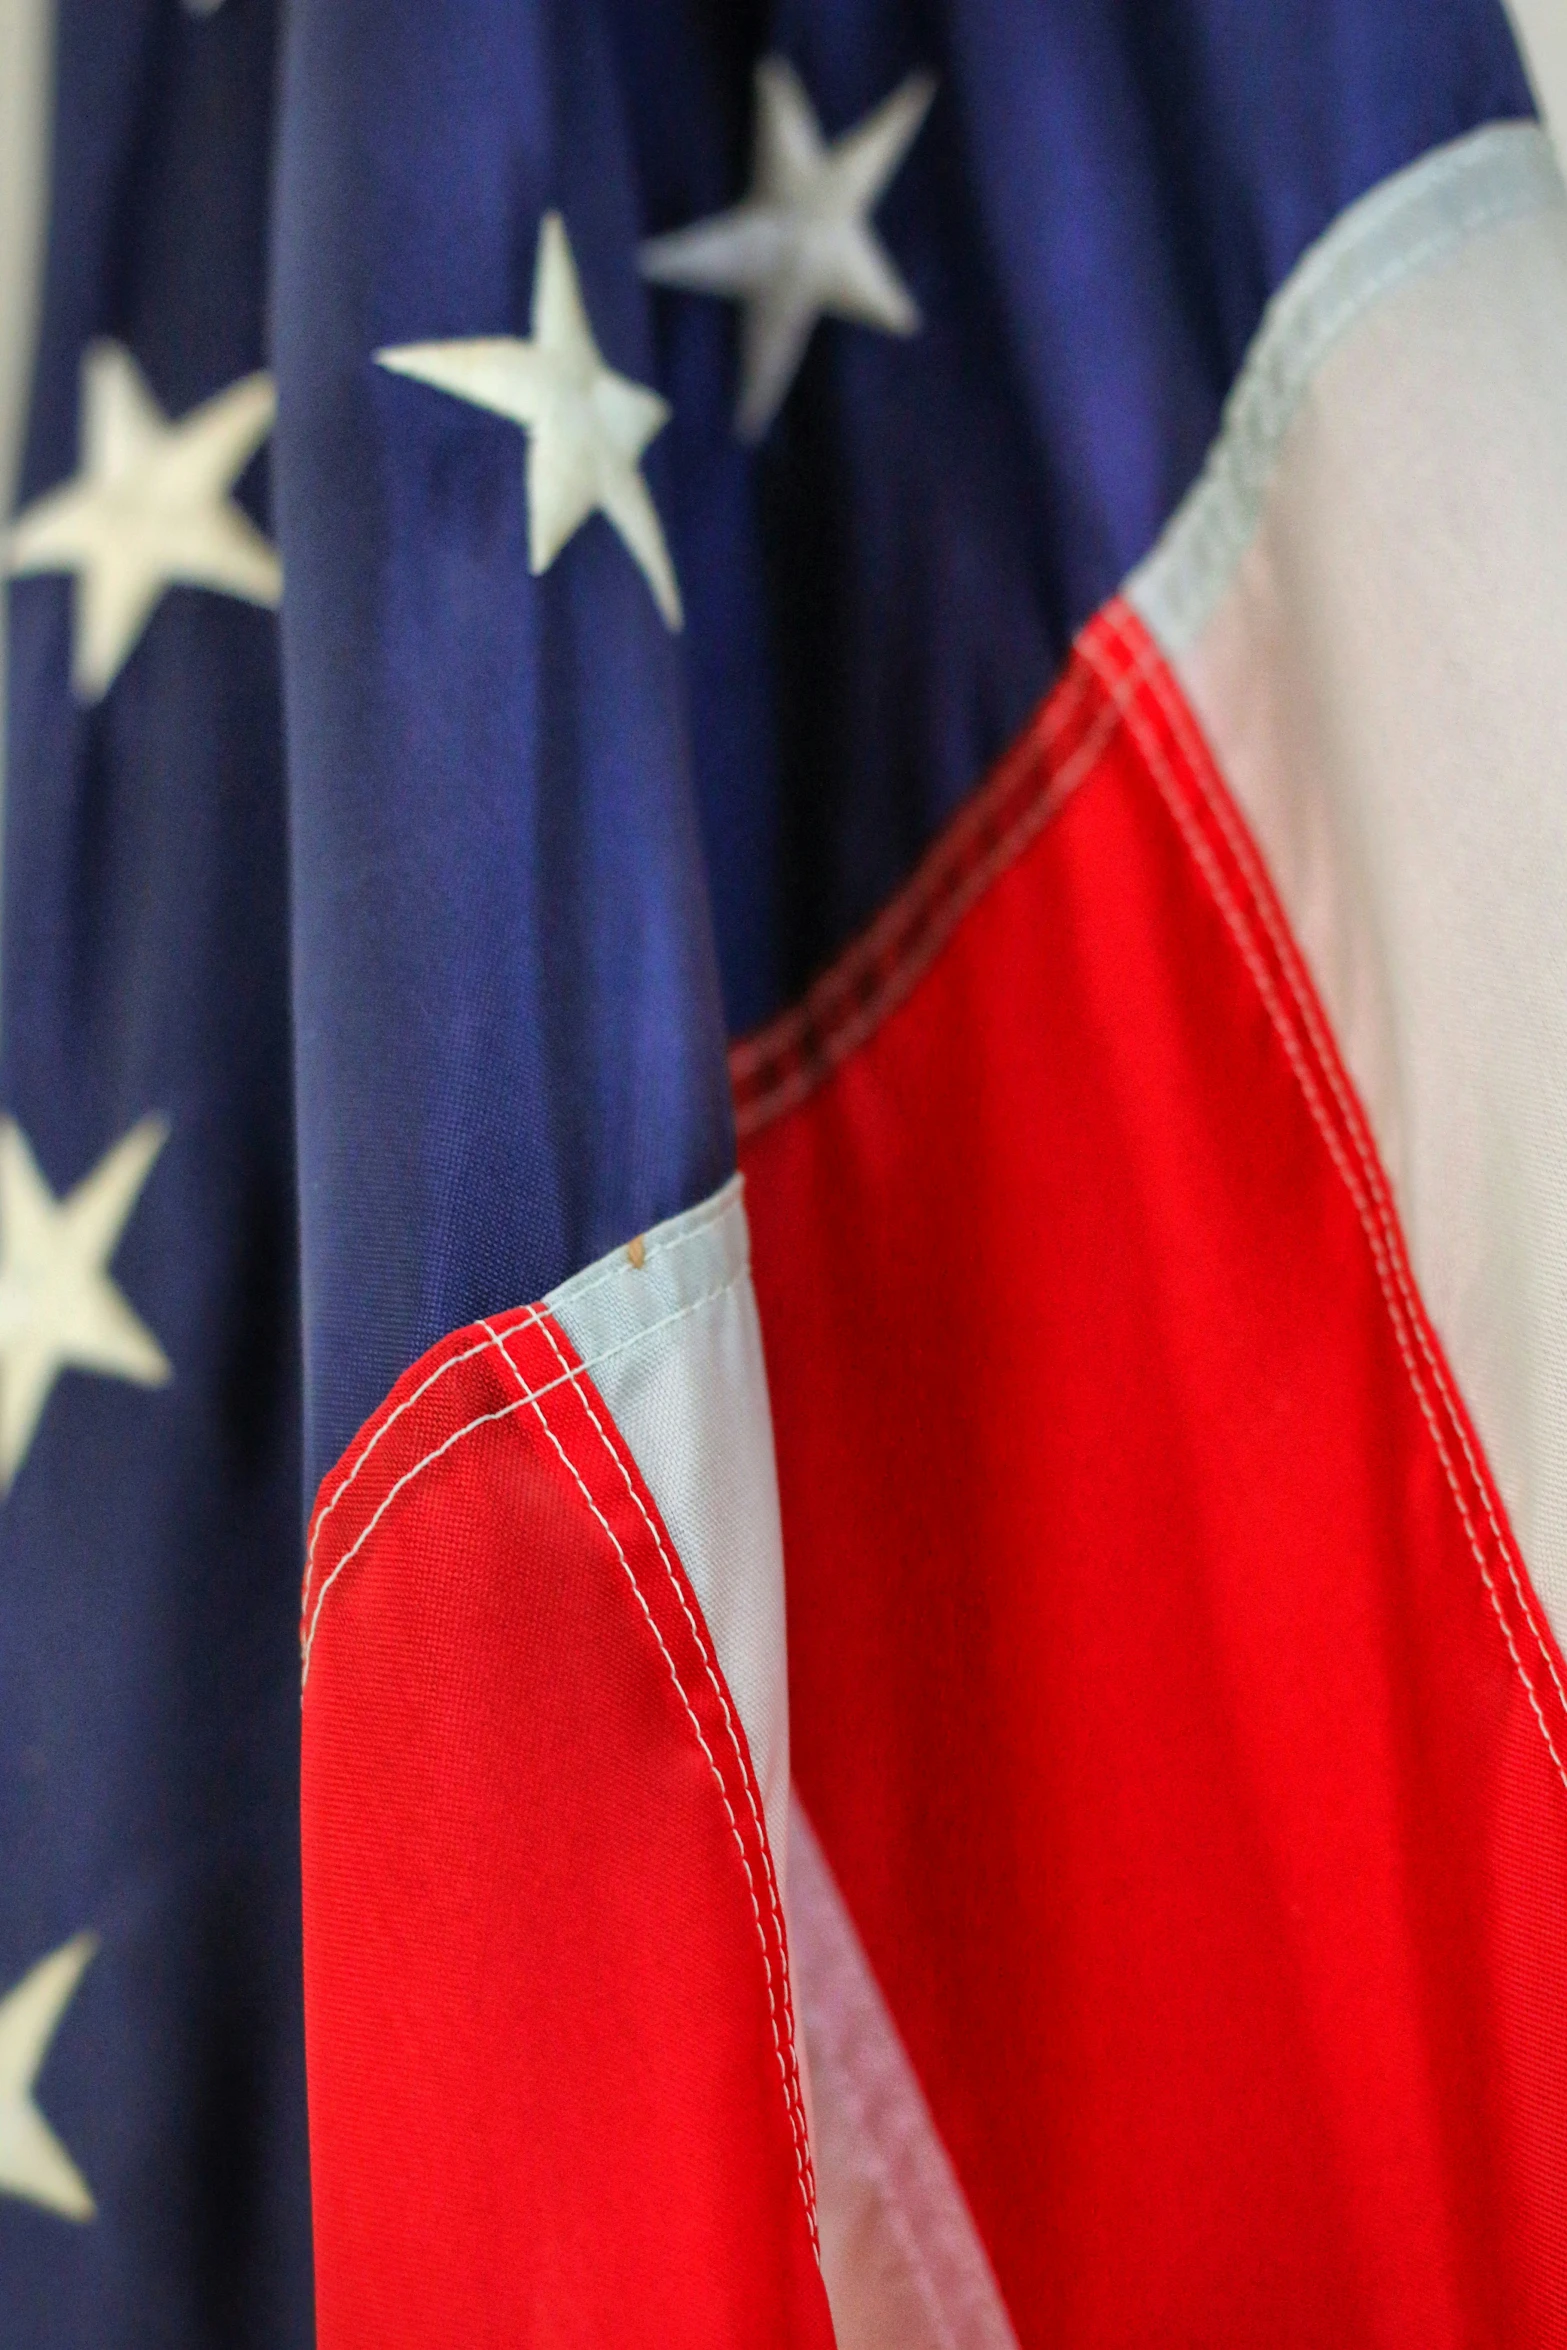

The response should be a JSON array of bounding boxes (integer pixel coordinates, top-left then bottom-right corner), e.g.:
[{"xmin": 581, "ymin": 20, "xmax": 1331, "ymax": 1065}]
[
  {"xmin": 300, "ymin": 1306, "xmax": 831, "ymax": 2349},
  {"xmin": 730, "ymin": 614, "xmax": 1154, "ymax": 1138},
  {"xmin": 740, "ymin": 600, "xmax": 1567, "ymax": 2345}
]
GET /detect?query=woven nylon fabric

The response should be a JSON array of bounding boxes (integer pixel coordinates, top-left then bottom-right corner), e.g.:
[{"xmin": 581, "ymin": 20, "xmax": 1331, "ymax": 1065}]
[
  {"xmin": 1136, "ymin": 127, "xmax": 1567, "ymax": 1659},
  {"xmin": 547, "ymin": 1175, "xmax": 791, "ymax": 1868}
]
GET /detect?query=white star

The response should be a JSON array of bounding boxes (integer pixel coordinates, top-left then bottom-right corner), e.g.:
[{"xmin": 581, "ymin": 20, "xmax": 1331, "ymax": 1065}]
[
  {"xmin": 378, "ymin": 212, "xmax": 683, "ymax": 630},
  {"xmin": 639, "ymin": 57, "xmax": 935, "ymax": 441},
  {"xmin": 0, "ymin": 1933, "xmax": 97, "ymax": 2222},
  {"xmin": 0, "ymin": 1116, "xmax": 171, "ymax": 1489},
  {"xmin": 2, "ymin": 341, "xmax": 280, "ymax": 701}
]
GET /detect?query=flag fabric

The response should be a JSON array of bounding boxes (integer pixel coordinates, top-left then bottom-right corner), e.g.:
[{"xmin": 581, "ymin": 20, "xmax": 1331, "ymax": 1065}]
[
  {"xmin": 5, "ymin": 0, "xmax": 1567, "ymax": 2346},
  {"xmin": 1, "ymin": 2, "xmax": 311, "ymax": 2343}
]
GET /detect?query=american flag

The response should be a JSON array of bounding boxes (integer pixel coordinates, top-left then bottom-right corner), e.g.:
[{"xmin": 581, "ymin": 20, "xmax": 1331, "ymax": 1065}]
[{"xmin": 5, "ymin": 2, "xmax": 1567, "ymax": 2345}]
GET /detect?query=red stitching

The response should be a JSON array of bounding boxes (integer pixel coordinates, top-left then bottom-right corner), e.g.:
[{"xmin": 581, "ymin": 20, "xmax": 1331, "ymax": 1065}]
[
  {"xmin": 1079, "ymin": 610, "xmax": 1567, "ymax": 1800},
  {"xmin": 1109, "ymin": 606, "xmax": 1567, "ymax": 1747},
  {"xmin": 726, "ymin": 577, "xmax": 1567, "ymax": 1809},
  {"xmin": 730, "ymin": 633, "xmax": 1158, "ymax": 1137}
]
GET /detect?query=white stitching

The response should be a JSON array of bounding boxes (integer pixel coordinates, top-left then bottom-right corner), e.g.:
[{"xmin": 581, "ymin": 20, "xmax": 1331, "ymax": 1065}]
[
  {"xmin": 1082, "ymin": 618, "xmax": 1567, "ymax": 1801},
  {"xmin": 1104, "ymin": 624, "xmax": 1567, "ymax": 1793},
  {"xmin": 300, "ymin": 1317, "xmax": 542, "ymax": 1631},
  {"xmin": 302, "ymin": 1209, "xmax": 731, "ymax": 1624},
  {"xmin": 299, "ymin": 1268, "xmax": 743, "ymax": 1682},
  {"xmin": 516, "ymin": 1307, "xmax": 818, "ymax": 2235},
  {"xmin": 479, "ymin": 1314, "xmax": 819, "ymax": 2246},
  {"xmin": 298, "ymin": 1228, "xmax": 822, "ymax": 2219},
  {"xmin": 1117, "ymin": 612, "xmax": 1567, "ymax": 1744}
]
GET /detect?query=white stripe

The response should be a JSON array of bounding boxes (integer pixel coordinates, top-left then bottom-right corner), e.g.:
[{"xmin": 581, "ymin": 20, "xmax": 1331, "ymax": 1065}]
[
  {"xmin": 1132, "ymin": 123, "xmax": 1567, "ymax": 1656},
  {"xmin": 790, "ymin": 1800, "xmax": 1020, "ymax": 2350},
  {"xmin": 544, "ymin": 1201, "xmax": 1019, "ymax": 2337},
  {"xmin": 546, "ymin": 1175, "xmax": 793, "ymax": 1875},
  {"xmin": 1129, "ymin": 124, "xmax": 1561, "ymax": 656}
]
